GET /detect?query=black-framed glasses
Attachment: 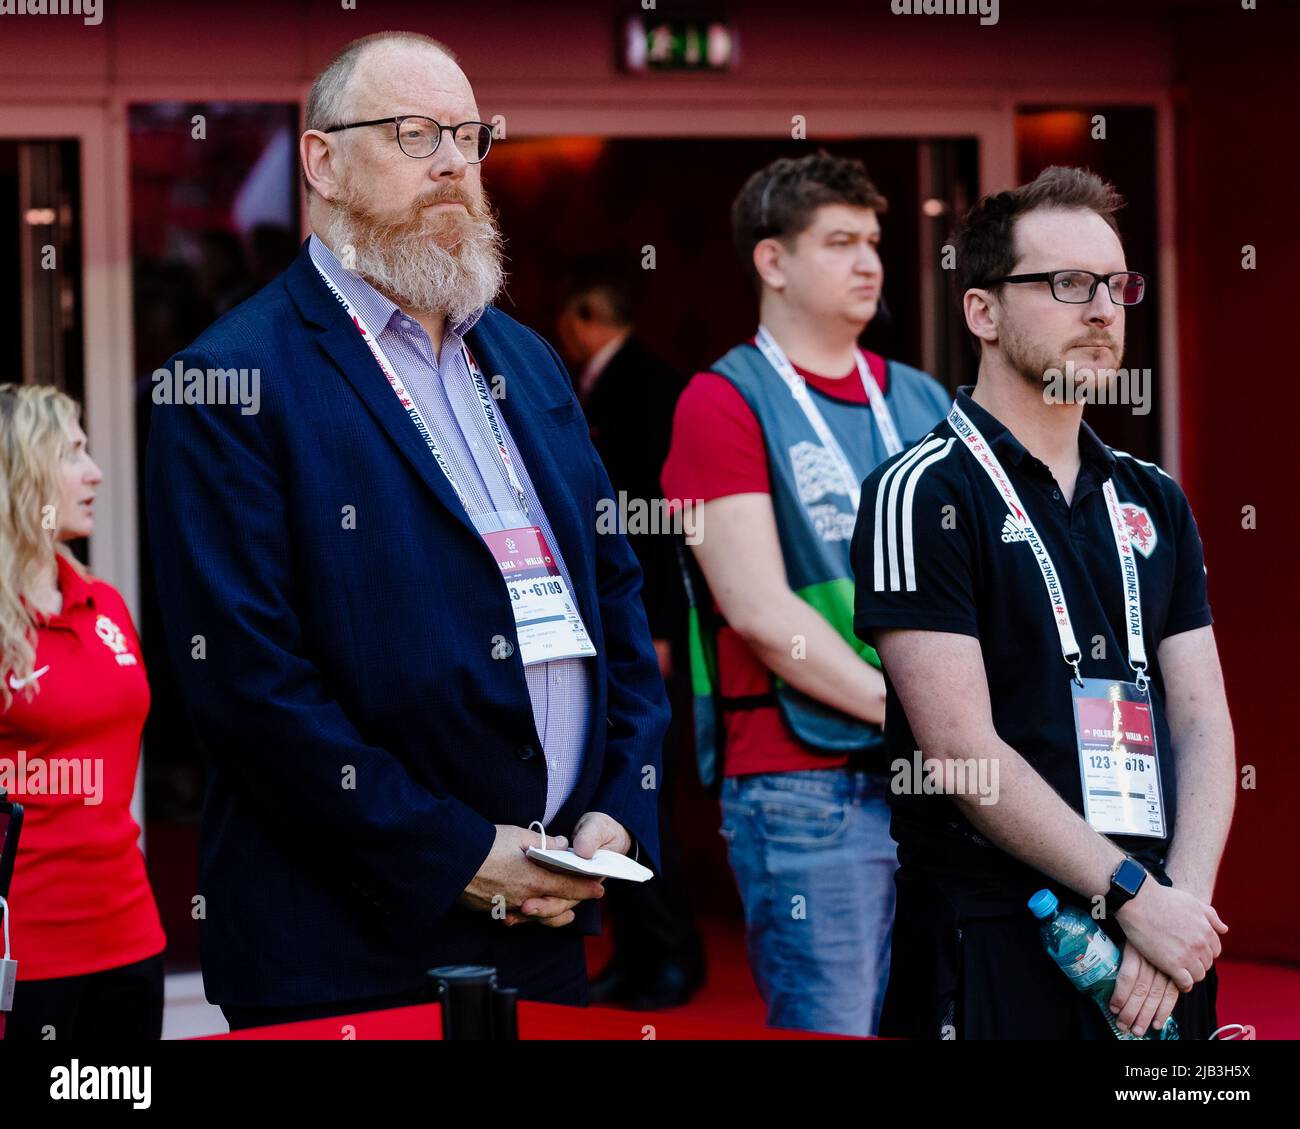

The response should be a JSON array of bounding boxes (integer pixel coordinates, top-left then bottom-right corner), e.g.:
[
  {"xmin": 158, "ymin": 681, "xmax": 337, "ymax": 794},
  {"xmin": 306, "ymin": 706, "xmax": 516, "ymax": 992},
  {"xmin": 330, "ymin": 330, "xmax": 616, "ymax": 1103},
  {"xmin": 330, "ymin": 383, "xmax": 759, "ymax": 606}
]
[
  {"xmin": 323, "ymin": 116, "xmax": 494, "ymax": 163},
  {"xmin": 982, "ymin": 269, "xmax": 1146, "ymax": 306}
]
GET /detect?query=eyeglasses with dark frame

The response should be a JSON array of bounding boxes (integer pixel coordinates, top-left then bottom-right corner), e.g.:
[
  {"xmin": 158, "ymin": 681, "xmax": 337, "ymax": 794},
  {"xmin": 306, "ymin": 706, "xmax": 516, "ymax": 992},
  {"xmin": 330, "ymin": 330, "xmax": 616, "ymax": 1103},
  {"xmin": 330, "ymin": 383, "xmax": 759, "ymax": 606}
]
[
  {"xmin": 323, "ymin": 116, "xmax": 494, "ymax": 163},
  {"xmin": 982, "ymin": 269, "xmax": 1147, "ymax": 306}
]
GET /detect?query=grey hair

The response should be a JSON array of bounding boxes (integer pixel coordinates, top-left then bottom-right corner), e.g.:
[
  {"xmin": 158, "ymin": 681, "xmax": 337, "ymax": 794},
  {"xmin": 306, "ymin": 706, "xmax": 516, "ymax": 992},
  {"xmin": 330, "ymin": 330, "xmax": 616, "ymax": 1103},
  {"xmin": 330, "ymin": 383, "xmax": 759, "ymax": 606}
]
[{"xmin": 303, "ymin": 31, "xmax": 458, "ymax": 193}]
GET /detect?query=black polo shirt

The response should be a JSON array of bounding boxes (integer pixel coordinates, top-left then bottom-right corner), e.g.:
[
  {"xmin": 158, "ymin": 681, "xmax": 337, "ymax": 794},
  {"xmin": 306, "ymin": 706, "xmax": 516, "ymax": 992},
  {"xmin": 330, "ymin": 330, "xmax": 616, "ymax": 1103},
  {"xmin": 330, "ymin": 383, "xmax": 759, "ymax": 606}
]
[{"xmin": 850, "ymin": 385, "xmax": 1213, "ymax": 902}]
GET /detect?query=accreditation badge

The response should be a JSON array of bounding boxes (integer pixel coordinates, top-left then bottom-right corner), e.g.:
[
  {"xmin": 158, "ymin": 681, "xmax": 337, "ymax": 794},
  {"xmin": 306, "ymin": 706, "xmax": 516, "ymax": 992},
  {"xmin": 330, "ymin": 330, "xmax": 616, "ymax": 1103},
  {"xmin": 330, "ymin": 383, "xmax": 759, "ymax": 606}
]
[
  {"xmin": 1071, "ymin": 678, "xmax": 1166, "ymax": 838},
  {"xmin": 482, "ymin": 526, "xmax": 597, "ymax": 665}
]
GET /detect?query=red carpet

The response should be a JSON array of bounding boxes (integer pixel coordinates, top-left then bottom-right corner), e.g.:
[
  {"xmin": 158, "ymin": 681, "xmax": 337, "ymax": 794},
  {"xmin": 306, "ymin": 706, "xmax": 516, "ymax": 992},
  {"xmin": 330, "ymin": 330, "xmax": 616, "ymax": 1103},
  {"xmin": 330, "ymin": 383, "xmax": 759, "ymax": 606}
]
[
  {"xmin": 587, "ymin": 914, "xmax": 1300, "ymax": 1039},
  {"xmin": 209, "ymin": 998, "xmax": 845, "ymax": 1040}
]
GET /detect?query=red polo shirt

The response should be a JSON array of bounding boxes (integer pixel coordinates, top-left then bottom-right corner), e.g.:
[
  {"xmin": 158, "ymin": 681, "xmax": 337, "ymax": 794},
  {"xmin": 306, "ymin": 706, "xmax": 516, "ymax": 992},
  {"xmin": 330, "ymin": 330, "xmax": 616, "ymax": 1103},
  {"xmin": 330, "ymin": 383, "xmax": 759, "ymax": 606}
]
[
  {"xmin": 0, "ymin": 553, "xmax": 165, "ymax": 980},
  {"xmin": 661, "ymin": 346, "xmax": 887, "ymax": 777}
]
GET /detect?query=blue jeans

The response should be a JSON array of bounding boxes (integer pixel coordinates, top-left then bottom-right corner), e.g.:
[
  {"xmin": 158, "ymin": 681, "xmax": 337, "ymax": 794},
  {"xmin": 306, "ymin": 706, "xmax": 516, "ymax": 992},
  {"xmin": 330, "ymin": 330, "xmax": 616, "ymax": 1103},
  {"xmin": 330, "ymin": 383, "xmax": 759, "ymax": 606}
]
[{"xmin": 720, "ymin": 769, "xmax": 897, "ymax": 1037}]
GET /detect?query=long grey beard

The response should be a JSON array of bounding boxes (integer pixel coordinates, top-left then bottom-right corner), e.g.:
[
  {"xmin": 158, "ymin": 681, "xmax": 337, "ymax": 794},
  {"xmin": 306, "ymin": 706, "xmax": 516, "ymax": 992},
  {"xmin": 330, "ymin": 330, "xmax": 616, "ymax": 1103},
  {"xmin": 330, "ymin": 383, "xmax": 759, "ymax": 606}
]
[{"xmin": 322, "ymin": 202, "xmax": 507, "ymax": 326}]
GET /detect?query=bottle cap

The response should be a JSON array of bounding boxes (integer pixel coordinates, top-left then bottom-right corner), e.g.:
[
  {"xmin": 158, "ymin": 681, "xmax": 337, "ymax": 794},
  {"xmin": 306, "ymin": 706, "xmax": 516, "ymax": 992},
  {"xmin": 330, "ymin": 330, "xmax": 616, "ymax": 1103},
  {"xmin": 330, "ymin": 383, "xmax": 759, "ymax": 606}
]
[{"xmin": 1027, "ymin": 888, "xmax": 1059, "ymax": 919}]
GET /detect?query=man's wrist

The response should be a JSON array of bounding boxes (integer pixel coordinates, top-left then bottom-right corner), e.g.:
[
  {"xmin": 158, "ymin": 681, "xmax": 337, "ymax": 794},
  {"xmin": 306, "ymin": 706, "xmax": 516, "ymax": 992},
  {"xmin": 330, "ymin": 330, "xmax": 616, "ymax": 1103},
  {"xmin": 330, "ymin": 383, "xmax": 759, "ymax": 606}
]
[
  {"xmin": 1106, "ymin": 855, "xmax": 1150, "ymax": 921},
  {"xmin": 1114, "ymin": 869, "xmax": 1158, "ymax": 924},
  {"xmin": 1165, "ymin": 864, "xmax": 1213, "ymax": 902}
]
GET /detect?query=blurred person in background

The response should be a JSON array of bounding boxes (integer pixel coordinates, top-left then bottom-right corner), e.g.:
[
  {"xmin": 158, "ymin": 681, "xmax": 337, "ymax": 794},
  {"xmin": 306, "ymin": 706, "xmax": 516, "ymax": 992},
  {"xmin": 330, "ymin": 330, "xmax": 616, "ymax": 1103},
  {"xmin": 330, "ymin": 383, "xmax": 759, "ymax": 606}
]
[
  {"xmin": 556, "ymin": 265, "xmax": 704, "ymax": 1009},
  {"xmin": 0, "ymin": 384, "xmax": 166, "ymax": 1040},
  {"xmin": 662, "ymin": 151, "xmax": 949, "ymax": 1036},
  {"xmin": 556, "ymin": 263, "xmax": 685, "ymax": 680}
]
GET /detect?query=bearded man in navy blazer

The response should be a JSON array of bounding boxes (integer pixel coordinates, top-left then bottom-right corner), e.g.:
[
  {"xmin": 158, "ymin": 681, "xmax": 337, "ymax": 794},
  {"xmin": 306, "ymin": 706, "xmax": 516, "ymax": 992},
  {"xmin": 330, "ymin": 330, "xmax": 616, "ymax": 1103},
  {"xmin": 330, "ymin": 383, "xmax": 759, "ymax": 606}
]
[{"xmin": 146, "ymin": 30, "xmax": 670, "ymax": 1030}]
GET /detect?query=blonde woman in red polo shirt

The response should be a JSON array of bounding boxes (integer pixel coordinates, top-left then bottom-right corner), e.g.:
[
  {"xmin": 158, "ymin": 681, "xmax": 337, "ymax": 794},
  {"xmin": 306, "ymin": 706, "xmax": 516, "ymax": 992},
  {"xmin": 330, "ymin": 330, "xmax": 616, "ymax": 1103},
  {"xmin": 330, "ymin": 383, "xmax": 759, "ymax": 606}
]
[{"xmin": 0, "ymin": 384, "xmax": 166, "ymax": 1040}]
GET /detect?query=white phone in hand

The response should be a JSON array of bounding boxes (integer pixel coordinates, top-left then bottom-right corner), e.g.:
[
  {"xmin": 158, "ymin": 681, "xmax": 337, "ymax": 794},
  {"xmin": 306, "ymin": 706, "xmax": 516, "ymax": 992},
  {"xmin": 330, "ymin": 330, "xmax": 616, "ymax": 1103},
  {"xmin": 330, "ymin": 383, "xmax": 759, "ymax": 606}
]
[{"xmin": 525, "ymin": 846, "xmax": 652, "ymax": 882}]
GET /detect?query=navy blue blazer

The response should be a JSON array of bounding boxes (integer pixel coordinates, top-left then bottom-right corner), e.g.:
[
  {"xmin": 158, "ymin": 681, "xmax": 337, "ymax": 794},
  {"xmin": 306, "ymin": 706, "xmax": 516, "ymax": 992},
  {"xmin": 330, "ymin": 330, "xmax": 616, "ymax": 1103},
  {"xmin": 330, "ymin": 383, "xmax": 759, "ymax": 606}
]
[{"xmin": 146, "ymin": 243, "xmax": 670, "ymax": 1007}]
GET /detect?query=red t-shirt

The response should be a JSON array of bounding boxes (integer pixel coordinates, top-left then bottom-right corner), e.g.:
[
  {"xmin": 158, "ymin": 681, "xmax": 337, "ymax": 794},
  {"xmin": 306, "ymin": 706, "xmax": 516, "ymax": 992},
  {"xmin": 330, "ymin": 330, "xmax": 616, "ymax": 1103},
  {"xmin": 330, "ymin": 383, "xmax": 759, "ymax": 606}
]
[
  {"xmin": 661, "ymin": 344, "xmax": 888, "ymax": 777},
  {"xmin": 0, "ymin": 553, "xmax": 166, "ymax": 980}
]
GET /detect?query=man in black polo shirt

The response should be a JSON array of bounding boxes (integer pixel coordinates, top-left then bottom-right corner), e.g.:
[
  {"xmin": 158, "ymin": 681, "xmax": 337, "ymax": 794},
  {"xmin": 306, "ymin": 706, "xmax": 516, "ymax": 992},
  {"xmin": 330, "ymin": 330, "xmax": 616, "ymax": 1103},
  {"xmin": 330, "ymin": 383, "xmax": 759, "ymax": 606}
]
[{"xmin": 850, "ymin": 166, "xmax": 1234, "ymax": 1040}]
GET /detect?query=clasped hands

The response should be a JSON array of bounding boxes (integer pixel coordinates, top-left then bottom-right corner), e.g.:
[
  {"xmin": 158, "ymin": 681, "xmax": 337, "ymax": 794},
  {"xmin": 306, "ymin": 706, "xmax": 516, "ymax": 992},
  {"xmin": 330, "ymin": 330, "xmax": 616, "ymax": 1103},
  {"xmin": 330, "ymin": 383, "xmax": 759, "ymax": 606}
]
[
  {"xmin": 458, "ymin": 812, "xmax": 632, "ymax": 929},
  {"xmin": 1110, "ymin": 879, "xmax": 1228, "ymax": 1037}
]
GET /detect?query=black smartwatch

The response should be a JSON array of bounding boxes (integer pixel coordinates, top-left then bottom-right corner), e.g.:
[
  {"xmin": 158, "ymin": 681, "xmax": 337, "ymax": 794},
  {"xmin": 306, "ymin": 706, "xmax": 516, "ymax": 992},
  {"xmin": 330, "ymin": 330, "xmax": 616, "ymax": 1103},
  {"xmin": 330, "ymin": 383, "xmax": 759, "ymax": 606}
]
[{"xmin": 1105, "ymin": 856, "xmax": 1148, "ymax": 919}]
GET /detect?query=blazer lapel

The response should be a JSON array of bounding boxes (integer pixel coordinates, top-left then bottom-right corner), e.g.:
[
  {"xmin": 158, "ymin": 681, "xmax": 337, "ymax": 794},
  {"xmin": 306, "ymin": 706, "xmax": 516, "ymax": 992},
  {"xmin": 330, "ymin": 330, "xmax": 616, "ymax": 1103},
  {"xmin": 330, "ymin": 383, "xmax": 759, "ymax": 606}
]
[{"xmin": 288, "ymin": 250, "xmax": 483, "ymax": 544}]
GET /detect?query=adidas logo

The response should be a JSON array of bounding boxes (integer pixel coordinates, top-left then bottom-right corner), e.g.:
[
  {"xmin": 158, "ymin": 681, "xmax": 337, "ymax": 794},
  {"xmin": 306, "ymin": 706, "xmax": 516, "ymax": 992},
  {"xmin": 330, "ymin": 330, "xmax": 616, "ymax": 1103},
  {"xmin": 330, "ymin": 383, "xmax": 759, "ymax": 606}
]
[{"xmin": 1000, "ymin": 514, "xmax": 1030, "ymax": 543}]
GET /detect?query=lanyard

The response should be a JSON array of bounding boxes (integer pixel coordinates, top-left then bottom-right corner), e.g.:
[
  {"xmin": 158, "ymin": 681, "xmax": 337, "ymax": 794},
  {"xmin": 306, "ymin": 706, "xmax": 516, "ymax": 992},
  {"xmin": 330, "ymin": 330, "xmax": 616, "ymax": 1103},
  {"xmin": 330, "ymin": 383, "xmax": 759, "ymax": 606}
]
[
  {"xmin": 947, "ymin": 400, "xmax": 1149, "ymax": 692},
  {"xmin": 754, "ymin": 325, "xmax": 903, "ymax": 513},
  {"xmin": 312, "ymin": 262, "xmax": 528, "ymax": 514}
]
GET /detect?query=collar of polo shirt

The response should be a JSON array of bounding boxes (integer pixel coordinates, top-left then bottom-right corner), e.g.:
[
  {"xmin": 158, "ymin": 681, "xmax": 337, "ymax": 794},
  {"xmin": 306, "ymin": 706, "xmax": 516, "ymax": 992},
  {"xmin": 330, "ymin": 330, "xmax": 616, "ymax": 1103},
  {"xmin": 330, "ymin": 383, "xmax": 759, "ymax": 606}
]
[{"xmin": 26, "ymin": 553, "xmax": 96, "ymax": 629}]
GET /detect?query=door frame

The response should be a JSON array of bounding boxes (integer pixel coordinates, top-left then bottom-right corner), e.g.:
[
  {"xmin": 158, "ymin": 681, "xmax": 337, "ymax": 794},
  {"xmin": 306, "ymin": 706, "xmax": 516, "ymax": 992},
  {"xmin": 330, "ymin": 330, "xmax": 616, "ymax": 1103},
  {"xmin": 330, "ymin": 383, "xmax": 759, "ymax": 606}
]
[
  {"xmin": 0, "ymin": 100, "xmax": 138, "ymax": 833},
  {"xmin": 0, "ymin": 102, "xmax": 135, "ymax": 607}
]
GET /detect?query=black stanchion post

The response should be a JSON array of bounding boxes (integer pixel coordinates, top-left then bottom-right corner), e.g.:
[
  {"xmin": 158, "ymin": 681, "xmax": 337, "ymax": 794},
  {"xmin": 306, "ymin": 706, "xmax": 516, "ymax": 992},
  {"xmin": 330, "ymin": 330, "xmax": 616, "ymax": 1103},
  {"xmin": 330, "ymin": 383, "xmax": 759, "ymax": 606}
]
[
  {"xmin": 426, "ymin": 965, "xmax": 497, "ymax": 1040},
  {"xmin": 491, "ymin": 985, "xmax": 519, "ymax": 1040}
]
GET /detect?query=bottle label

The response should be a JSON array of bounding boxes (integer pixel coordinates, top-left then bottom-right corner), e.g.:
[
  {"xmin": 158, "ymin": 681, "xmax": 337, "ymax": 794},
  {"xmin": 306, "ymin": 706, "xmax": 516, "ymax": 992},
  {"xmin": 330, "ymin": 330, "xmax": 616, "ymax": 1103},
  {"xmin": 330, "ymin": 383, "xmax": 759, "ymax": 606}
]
[{"xmin": 1066, "ymin": 930, "xmax": 1120, "ymax": 989}]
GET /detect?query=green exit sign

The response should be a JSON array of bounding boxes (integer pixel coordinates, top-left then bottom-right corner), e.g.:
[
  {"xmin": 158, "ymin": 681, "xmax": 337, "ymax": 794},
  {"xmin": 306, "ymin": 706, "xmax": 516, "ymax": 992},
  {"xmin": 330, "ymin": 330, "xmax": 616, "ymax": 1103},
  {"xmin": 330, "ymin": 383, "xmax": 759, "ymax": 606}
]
[{"xmin": 623, "ymin": 14, "xmax": 739, "ymax": 73}]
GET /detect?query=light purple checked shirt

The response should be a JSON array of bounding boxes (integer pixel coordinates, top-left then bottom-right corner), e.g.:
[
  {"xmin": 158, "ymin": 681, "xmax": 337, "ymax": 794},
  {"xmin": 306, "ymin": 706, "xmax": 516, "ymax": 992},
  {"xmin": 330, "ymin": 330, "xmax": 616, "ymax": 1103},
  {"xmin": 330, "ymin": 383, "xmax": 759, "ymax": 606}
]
[{"xmin": 310, "ymin": 234, "xmax": 592, "ymax": 825}]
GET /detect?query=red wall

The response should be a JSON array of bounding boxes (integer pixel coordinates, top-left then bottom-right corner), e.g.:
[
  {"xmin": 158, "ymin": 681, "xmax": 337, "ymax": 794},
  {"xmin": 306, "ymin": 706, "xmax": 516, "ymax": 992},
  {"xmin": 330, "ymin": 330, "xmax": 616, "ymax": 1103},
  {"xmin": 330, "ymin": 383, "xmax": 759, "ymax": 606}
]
[{"xmin": 1173, "ymin": 4, "xmax": 1300, "ymax": 963}]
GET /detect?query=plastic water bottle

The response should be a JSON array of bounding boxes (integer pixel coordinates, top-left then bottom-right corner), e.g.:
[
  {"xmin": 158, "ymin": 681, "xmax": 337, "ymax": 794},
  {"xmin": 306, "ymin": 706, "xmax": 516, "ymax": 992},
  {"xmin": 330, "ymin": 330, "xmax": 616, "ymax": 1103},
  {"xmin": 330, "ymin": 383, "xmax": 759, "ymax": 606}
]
[{"xmin": 1028, "ymin": 888, "xmax": 1178, "ymax": 1041}]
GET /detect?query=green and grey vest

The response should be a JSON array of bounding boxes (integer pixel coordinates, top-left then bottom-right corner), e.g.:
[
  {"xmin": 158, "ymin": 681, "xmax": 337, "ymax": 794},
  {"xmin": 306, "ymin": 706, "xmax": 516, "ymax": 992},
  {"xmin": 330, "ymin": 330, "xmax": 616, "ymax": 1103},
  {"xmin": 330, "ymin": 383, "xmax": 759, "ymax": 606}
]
[{"xmin": 685, "ymin": 342, "xmax": 950, "ymax": 787}]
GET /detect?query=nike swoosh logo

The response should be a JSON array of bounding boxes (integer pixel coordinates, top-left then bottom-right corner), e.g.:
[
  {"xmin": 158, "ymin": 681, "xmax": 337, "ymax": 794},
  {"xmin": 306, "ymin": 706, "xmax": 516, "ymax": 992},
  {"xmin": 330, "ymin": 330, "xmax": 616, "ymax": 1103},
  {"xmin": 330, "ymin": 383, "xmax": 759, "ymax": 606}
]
[{"xmin": 9, "ymin": 665, "xmax": 49, "ymax": 690}]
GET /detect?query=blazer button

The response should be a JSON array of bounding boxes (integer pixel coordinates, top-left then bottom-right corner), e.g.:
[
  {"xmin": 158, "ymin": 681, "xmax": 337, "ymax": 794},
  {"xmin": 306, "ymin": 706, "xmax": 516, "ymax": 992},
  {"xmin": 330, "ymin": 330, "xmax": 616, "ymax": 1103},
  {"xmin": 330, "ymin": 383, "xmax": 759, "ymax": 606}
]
[{"xmin": 514, "ymin": 745, "xmax": 539, "ymax": 762}]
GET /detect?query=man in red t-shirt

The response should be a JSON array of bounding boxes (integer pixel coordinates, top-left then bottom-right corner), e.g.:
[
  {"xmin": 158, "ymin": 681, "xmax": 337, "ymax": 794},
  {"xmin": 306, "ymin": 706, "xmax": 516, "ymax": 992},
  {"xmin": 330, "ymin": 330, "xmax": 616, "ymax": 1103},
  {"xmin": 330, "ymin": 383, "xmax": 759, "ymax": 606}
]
[{"xmin": 662, "ymin": 152, "xmax": 948, "ymax": 1037}]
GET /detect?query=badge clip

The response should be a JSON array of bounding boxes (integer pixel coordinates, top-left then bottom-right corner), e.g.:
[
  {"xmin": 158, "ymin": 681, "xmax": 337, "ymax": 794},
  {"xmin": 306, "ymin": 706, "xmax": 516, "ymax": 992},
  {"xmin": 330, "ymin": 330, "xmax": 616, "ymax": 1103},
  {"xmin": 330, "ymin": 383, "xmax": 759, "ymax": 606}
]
[{"xmin": 1130, "ymin": 662, "xmax": 1150, "ymax": 695}]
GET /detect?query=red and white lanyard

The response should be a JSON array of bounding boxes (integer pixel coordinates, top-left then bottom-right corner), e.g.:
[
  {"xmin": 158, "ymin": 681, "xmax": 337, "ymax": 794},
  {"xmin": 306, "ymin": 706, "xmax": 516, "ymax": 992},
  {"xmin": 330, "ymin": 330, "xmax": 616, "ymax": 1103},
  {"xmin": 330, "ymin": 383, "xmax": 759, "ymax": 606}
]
[
  {"xmin": 755, "ymin": 324, "xmax": 904, "ymax": 513},
  {"xmin": 947, "ymin": 401, "xmax": 1149, "ymax": 691},
  {"xmin": 312, "ymin": 262, "xmax": 528, "ymax": 514}
]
